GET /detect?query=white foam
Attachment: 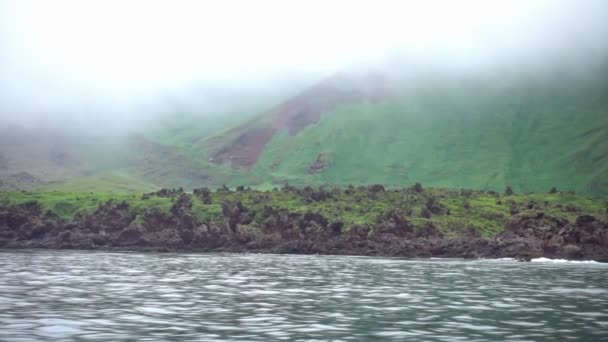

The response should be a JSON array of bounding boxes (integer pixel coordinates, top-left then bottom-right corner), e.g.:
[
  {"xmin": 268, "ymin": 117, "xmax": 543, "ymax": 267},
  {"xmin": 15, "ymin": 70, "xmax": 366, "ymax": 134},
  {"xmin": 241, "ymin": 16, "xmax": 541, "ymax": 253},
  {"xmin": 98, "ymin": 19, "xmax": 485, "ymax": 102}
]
[
  {"xmin": 530, "ymin": 257, "xmax": 598, "ymax": 264},
  {"xmin": 478, "ymin": 258, "xmax": 516, "ymax": 262}
]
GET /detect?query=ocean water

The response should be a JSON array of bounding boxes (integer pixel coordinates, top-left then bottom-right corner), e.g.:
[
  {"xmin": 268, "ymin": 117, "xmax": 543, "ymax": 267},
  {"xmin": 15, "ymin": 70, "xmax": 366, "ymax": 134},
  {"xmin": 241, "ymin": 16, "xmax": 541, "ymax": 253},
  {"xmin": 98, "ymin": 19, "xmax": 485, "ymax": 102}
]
[{"xmin": 0, "ymin": 251, "xmax": 607, "ymax": 341}]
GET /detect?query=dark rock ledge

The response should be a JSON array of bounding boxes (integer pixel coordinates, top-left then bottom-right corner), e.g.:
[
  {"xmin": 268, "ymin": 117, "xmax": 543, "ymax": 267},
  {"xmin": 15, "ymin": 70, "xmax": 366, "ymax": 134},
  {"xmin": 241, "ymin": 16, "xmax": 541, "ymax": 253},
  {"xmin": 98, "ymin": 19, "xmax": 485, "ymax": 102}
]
[{"xmin": 1, "ymin": 198, "xmax": 607, "ymax": 261}]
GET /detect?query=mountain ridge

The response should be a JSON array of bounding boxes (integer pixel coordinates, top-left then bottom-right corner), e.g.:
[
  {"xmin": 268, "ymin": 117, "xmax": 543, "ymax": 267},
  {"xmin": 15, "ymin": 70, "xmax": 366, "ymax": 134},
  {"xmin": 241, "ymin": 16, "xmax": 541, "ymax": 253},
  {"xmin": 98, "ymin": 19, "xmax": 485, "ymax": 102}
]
[
  {"xmin": 209, "ymin": 60, "xmax": 608, "ymax": 196},
  {"xmin": 1, "ymin": 59, "xmax": 607, "ymax": 197}
]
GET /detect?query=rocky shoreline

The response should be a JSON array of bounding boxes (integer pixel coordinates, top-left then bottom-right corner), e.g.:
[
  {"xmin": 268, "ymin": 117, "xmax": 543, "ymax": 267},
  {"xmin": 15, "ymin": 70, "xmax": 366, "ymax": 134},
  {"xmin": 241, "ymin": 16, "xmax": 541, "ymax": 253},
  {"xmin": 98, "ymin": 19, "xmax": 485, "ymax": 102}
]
[{"xmin": 1, "ymin": 187, "xmax": 607, "ymax": 261}]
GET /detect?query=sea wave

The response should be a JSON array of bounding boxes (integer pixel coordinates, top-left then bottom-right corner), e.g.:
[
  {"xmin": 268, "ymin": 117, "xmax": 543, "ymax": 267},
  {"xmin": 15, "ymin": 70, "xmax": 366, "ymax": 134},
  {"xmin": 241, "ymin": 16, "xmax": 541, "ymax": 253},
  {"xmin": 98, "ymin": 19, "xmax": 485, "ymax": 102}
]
[
  {"xmin": 478, "ymin": 257, "xmax": 517, "ymax": 262},
  {"xmin": 530, "ymin": 257, "xmax": 599, "ymax": 264}
]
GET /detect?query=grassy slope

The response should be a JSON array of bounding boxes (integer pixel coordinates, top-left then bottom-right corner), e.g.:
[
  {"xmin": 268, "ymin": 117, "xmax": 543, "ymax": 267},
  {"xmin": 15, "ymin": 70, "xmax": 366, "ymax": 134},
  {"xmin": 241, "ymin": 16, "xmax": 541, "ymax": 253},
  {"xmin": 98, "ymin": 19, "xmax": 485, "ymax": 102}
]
[
  {"xmin": 241, "ymin": 65, "xmax": 608, "ymax": 197},
  {"xmin": 1, "ymin": 187, "xmax": 606, "ymax": 237},
  {"xmin": 37, "ymin": 171, "xmax": 159, "ymax": 193},
  {"xmin": 141, "ymin": 84, "xmax": 309, "ymax": 152},
  {"xmin": 2, "ymin": 63, "xmax": 605, "ymax": 196},
  {"xmin": 0, "ymin": 84, "xmax": 305, "ymax": 193}
]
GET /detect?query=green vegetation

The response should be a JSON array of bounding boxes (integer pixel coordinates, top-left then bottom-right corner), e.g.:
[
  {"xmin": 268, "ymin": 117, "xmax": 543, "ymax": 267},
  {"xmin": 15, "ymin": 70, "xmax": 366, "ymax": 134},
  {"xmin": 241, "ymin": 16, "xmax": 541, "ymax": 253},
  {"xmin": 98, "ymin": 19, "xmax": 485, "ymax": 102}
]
[
  {"xmin": 1, "ymin": 62, "xmax": 606, "ymax": 197},
  {"xmin": 37, "ymin": 171, "xmax": 158, "ymax": 193},
  {"xmin": 240, "ymin": 65, "xmax": 608, "ymax": 197},
  {"xmin": 0, "ymin": 191, "xmax": 172, "ymax": 220},
  {"xmin": 2, "ymin": 184, "xmax": 605, "ymax": 237}
]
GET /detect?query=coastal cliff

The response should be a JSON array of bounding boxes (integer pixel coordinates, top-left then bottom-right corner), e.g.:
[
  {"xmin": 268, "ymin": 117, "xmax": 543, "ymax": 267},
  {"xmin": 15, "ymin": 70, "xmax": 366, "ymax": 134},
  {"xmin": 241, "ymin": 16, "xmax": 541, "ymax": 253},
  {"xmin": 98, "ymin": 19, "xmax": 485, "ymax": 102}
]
[{"xmin": 1, "ymin": 185, "xmax": 607, "ymax": 260}]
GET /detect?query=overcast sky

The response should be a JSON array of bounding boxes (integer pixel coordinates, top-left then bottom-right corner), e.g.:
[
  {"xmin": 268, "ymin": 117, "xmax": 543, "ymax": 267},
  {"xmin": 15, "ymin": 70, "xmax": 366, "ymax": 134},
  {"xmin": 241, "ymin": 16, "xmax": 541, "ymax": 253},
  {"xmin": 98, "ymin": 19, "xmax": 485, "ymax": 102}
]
[{"xmin": 1, "ymin": 0, "xmax": 607, "ymax": 124}]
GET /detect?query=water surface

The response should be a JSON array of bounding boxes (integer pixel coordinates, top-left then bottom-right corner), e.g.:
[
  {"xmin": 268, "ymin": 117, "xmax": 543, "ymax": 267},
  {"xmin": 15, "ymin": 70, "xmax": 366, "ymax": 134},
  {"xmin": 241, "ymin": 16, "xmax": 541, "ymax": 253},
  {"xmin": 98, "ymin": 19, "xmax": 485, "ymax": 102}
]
[{"xmin": 1, "ymin": 251, "xmax": 607, "ymax": 341}]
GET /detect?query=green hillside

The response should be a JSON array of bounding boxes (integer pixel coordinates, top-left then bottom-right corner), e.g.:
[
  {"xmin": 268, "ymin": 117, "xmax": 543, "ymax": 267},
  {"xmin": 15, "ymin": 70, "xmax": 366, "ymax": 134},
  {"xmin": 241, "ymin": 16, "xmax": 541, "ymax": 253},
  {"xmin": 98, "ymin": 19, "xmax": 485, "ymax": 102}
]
[
  {"xmin": 210, "ymin": 62, "xmax": 608, "ymax": 197},
  {"xmin": 0, "ymin": 86, "xmax": 303, "ymax": 192},
  {"xmin": 1, "ymin": 60, "xmax": 606, "ymax": 197}
]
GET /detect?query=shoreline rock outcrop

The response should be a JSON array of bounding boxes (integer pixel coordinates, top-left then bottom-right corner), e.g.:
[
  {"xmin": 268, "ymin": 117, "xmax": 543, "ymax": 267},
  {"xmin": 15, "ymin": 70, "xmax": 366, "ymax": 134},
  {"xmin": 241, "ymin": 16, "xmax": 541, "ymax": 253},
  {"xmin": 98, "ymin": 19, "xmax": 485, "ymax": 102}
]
[
  {"xmin": 1, "ymin": 186, "xmax": 607, "ymax": 261},
  {"xmin": 1, "ymin": 204, "xmax": 606, "ymax": 261}
]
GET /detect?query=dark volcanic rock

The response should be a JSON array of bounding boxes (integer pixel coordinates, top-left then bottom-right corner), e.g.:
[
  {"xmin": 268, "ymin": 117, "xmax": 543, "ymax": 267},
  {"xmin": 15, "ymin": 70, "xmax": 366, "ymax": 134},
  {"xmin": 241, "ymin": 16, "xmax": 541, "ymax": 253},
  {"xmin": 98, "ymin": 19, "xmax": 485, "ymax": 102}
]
[
  {"xmin": 77, "ymin": 201, "xmax": 136, "ymax": 233},
  {"xmin": 1, "ymin": 196, "xmax": 606, "ymax": 261},
  {"xmin": 495, "ymin": 211, "xmax": 608, "ymax": 261}
]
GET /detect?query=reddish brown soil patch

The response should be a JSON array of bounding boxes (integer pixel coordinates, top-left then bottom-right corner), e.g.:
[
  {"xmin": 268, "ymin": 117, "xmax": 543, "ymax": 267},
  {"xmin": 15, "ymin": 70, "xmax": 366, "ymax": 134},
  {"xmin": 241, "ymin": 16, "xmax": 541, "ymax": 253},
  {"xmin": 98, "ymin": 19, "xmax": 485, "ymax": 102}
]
[
  {"xmin": 211, "ymin": 127, "xmax": 276, "ymax": 167},
  {"xmin": 212, "ymin": 71, "xmax": 394, "ymax": 168}
]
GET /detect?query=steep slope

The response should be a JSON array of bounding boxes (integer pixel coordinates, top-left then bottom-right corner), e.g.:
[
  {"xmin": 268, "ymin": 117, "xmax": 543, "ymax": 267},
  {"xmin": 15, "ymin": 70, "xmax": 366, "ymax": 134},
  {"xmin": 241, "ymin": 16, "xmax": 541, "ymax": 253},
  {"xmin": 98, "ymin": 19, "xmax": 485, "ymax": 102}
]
[
  {"xmin": 208, "ymin": 61, "xmax": 608, "ymax": 197},
  {"xmin": 0, "ymin": 85, "xmax": 300, "ymax": 192},
  {"xmin": 2, "ymin": 58, "xmax": 606, "ymax": 196},
  {"xmin": 207, "ymin": 72, "xmax": 394, "ymax": 167}
]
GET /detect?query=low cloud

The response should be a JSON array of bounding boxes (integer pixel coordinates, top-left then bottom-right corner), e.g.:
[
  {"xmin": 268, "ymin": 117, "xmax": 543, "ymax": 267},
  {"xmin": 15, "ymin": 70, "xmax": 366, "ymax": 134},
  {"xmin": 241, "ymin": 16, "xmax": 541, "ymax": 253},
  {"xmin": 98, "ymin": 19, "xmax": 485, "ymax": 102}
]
[{"xmin": 0, "ymin": 0, "xmax": 607, "ymax": 129}]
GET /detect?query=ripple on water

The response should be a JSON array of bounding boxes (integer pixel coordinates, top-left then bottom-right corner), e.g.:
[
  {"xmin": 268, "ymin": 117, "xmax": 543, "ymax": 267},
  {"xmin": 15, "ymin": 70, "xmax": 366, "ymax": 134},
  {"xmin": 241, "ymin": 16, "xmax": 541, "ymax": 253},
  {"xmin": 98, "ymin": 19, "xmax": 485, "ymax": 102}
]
[{"xmin": 0, "ymin": 251, "xmax": 607, "ymax": 341}]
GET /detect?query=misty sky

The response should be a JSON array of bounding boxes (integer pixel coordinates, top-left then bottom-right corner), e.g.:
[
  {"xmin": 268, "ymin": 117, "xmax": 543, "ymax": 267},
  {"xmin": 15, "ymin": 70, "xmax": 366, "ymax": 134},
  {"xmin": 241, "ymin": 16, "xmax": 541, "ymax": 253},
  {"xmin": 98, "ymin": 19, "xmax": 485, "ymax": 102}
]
[{"xmin": 1, "ymin": 0, "xmax": 607, "ymax": 125}]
